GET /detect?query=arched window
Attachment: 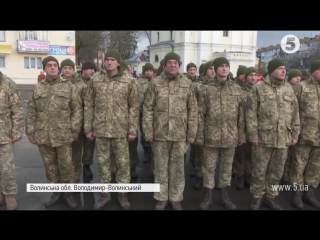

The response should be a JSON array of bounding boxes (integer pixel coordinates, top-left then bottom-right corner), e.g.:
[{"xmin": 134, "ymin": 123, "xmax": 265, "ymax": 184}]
[{"xmin": 155, "ymin": 55, "xmax": 159, "ymax": 62}]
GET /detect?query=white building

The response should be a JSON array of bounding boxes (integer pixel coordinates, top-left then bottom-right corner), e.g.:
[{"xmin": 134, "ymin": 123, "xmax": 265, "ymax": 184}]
[
  {"xmin": 148, "ymin": 31, "xmax": 257, "ymax": 75},
  {"xmin": 0, "ymin": 31, "xmax": 76, "ymax": 84}
]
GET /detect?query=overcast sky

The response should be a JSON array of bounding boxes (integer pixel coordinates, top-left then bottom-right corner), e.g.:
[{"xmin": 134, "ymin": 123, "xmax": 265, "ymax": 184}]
[{"xmin": 137, "ymin": 31, "xmax": 320, "ymax": 51}]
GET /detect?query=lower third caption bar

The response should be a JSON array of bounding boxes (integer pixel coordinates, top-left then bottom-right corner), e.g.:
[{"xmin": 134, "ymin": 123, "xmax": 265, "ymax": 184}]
[{"xmin": 26, "ymin": 183, "xmax": 160, "ymax": 192}]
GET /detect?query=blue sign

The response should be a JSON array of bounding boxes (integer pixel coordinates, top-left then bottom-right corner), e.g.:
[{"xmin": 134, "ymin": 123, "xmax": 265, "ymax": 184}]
[{"xmin": 49, "ymin": 45, "xmax": 75, "ymax": 56}]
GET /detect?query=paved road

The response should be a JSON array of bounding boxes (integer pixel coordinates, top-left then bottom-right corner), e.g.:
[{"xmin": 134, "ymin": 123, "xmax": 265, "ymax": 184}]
[{"xmin": 2, "ymin": 84, "xmax": 319, "ymax": 210}]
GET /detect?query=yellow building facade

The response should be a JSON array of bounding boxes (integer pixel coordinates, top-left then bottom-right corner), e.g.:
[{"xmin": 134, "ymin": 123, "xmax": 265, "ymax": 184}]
[{"xmin": 0, "ymin": 31, "xmax": 76, "ymax": 84}]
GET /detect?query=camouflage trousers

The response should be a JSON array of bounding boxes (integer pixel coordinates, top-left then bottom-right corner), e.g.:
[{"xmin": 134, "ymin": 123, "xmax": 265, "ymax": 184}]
[
  {"xmin": 250, "ymin": 146, "xmax": 287, "ymax": 199},
  {"xmin": 233, "ymin": 143, "xmax": 252, "ymax": 177},
  {"xmin": 190, "ymin": 144, "xmax": 203, "ymax": 177},
  {"xmin": 289, "ymin": 144, "xmax": 320, "ymax": 188},
  {"xmin": 38, "ymin": 143, "xmax": 75, "ymax": 183},
  {"xmin": 153, "ymin": 141, "xmax": 188, "ymax": 202},
  {"xmin": 0, "ymin": 143, "xmax": 18, "ymax": 195},
  {"xmin": 72, "ymin": 134, "xmax": 95, "ymax": 182},
  {"xmin": 96, "ymin": 137, "xmax": 130, "ymax": 184},
  {"xmin": 282, "ymin": 146, "xmax": 294, "ymax": 182},
  {"xmin": 202, "ymin": 147, "xmax": 235, "ymax": 189},
  {"xmin": 129, "ymin": 132, "xmax": 139, "ymax": 169}
]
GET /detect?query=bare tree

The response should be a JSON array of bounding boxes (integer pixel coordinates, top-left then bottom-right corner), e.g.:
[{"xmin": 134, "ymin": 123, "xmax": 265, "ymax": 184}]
[
  {"xmin": 103, "ymin": 31, "xmax": 139, "ymax": 60},
  {"xmin": 75, "ymin": 31, "xmax": 105, "ymax": 65},
  {"xmin": 139, "ymin": 31, "xmax": 151, "ymax": 45}
]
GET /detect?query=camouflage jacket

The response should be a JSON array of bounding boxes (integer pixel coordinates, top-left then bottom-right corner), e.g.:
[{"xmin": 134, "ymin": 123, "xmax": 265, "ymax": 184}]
[
  {"xmin": 241, "ymin": 84, "xmax": 254, "ymax": 140},
  {"xmin": 234, "ymin": 77, "xmax": 245, "ymax": 87},
  {"xmin": 143, "ymin": 71, "xmax": 198, "ymax": 142},
  {"xmin": 245, "ymin": 75, "xmax": 300, "ymax": 148},
  {"xmin": 187, "ymin": 75, "xmax": 199, "ymax": 82},
  {"xmin": 25, "ymin": 76, "xmax": 83, "ymax": 147},
  {"xmin": 195, "ymin": 77, "xmax": 245, "ymax": 148},
  {"xmin": 0, "ymin": 72, "xmax": 24, "ymax": 144},
  {"xmin": 137, "ymin": 75, "xmax": 153, "ymax": 113},
  {"xmin": 294, "ymin": 75, "xmax": 320, "ymax": 146},
  {"xmin": 84, "ymin": 68, "xmax": 140, "ymax": 138}
]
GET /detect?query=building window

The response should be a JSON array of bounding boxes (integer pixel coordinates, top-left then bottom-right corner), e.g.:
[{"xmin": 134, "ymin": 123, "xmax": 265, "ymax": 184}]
[
  {"xmin": 157, "ymin": 32, "xmax": 159, "ymax": 42},
  {"xmin": 155, "ymin": 55, "xmax": 159, "ymax": 62},
  {"xmin": 18, "ymin": 31, "xmax": 48, "ymax": 41},
  {"xmin": 223, "ymin": 31, "xmax": 229, "ymax": 37},
  {"xmin": 0, "ymin": 31, "xmax": 5, "ymax": 42},
  {"xmin": 24, "ymin": 57, "xmax": 42, "ymax": 69},
  {"xmin": 0, "ymin": 56, "xmax": 5, "ymax": 68}
]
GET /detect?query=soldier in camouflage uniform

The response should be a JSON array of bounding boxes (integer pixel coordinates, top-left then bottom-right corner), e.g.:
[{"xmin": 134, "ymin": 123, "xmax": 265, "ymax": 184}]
[
  {"xmin": 61, "ymin": 59, "xmax": 97, "ymax": 181},
  {"xmin": 26, "ymin": 56, "xmax": 83, "ymax": 209},
  {"xmin": 233, "ymin": 67, "xmax": 258, "ymax": 190},
  {"xmin": 157, "ymin": 59, "xmax": 165, "ymax": 76},
  {"xmin": 198, "ymin": 63, "xmax": 205, "ymax": 77},
  {"xmin": 0, "ymin": 72, "xmax": 23, "ymax": 210},
  {"xmin": 186, "ymin": 63, "xmax": 199, "ymax": 177},
  {"xmin": 289, "ymin": 61, "xmax": 320, "ymax": 209},
  {"xmin": 234, "ymin": 66, "xmax": 247, "ymax": 87},
  {"xmin": 191, "ymin": 61, "xmax": 215, "ymax": 190},
  {"xmin": 143, "ymin": 52, "xmax": 198, "ymax": 210},
  {"xmin": 195, "ymin": 57, "xmax": 245, "ymax": 210},
  {"xmin": 123, "ymin": 60, "xmax": 140, "ymax": 178},
  {"xmin": 84, "ymin": 50, "xmax": 139, "ymax": 210},
  {"xmin": 246, "ymin": 59, "xmax": 300, "ymax": 210},
  {"xmin": 281, "ymin": 69, "xmax": 301, "ymax": 185},
  {"xmin": 137, "ymin": 63, "xmax": 154, "ymax": 165}
]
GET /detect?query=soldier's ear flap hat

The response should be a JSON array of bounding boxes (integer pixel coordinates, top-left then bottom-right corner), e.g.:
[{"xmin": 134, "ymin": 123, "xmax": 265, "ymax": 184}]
[
  {"xmin": 245, "ymin": 67, "xmax": 258, "ymax": 79},
  {"xmin": 310, "ymin": 60, "xmax": 320, "ymax": 73},
  {"xmin": 143, "ymin": 63, "xmax": 154, "ymax": 73},
  {"xmin": 213, "ymin": 57, "xmax": 230, "ymax": 72},
  {"xmin": 82, "ymin": 61, "xmax": 97, "ymax": 71},
  {"xmin": 163, "ymin": 52, "xmax": 182, "ymax": 66},
  {"xmin": 204, "ymin": 61, "xmax": 214, "ymax": 74},
  {"xmin": 288, "ymin": 69, "xmax": 302, "ymax": 81},
  {"xmin": 186, "ymin": 63, "xmax": 197, "ymax": 71},
  {"xmin": 267, "ymin": 59, "xmax": 285, "ymax": 74},
  {"xmin": 237, "ymin": 65, "xmax": 247, "ymax": 77},
  {"xmin": 105, "ymin": 49, "xmax": 121, "ymax": 64},
  {"xmin": 199, "ymin": 63, "xmax": 205, "ymax": 75},
  {"xmin": 61, "ymin": 59, "xmax": 75, "ymax": 70},
  {"xmin": 42, "ymin": 56, "xmax": 59, "ymax": 70}
]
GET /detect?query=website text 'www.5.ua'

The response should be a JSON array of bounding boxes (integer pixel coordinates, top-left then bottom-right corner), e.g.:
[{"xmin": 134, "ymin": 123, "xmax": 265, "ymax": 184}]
[{"xmin": 271, "ymin": 184, "xmax": 309, "ymax": 191}]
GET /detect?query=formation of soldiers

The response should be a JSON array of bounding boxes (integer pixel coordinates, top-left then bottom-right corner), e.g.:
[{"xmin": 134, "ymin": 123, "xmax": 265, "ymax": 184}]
[{"xmin": 0, "ymin": 48, "xmax": 320, "ymax": 211}]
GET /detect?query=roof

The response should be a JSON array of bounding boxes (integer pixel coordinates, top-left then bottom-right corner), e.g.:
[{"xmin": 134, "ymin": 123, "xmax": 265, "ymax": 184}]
[
  {"xmin": 127, "ymin": 51, "xmax": 149, "ymax": 62},
  {"xmin": 148, "ymin": 40, "xmax": 174, "ymax": 48}
]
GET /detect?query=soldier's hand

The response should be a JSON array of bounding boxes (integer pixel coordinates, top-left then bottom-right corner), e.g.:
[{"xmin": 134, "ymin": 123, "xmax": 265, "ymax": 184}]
[
  {"xmin": 86, "ymin": 132, "xmax": 95, "ymax": 140},
  {"xmin": 28, "ymin": 136, "xmax": 35, "ymax": 144},
  {"xmin": 73, "ymin": 137, "xmax": 78, "ymax": 142},
  {"xmin": 237, "ymin": 142, "xmax": 244, "ymax": 146},
  {"xmin": 291, "ymin": 139, "xmax": 298, "ymax": 146},
  {"xmin": 251, "ymin": 140, "xmax": 258, "ymax": 146},
  {"xmin": 148, "ymin": 138, "xmax": 153, "ymax": 142},
  {"xmin": 128, "ymin": 134, "xmax": 136, "ymax": 141},
  {"xmin": 12, "ymin": 138, "xmax": 21, "ymax": 143}
]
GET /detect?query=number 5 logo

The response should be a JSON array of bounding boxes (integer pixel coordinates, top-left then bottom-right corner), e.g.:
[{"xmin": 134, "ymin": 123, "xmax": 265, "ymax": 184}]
[{"xmin": 281, "ymin": 34, "xmax": 300, "ymax": 54}]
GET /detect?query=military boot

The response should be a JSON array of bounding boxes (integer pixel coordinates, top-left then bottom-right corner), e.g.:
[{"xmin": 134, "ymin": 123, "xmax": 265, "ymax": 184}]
[
  {"xmin": 155, "ymin": 201, "xmax": 168, "ymax": 210},
  {"xmin": 83, "ymin": 164, "xmax": 93, "ymax": 178},
  {"xmin": 291, "ymin": 191, "xmax": 303, "ymax": 209},
  {"xmin": 63, "ymin": 193, "xmax": 77, "ymax": 209},
  {"xmin": 0, "ymin": 192, "xmax": 5, "ymax": 205},
  {"xmin": 93, "ymin": 193, "xmax": 111, "ymax": 210},
  {"xmin": 170, "ymin": 201, "xmax": 182, "ymax": 210},
  {"xmin": 199, "ymin": 188, "xmax": 212, "ymax": 210},
  {"xmin": 193, "ymin": 177, "xmax": 203, "ymax": 190},
  {"xmin": 219, "ymin": 187, "xmax": 236, "ymax": 210},
  {"xmin": 130, "ymin": 168, "xmax": 138, "ymax": 179},
  {"xmin": 250, "ymin": 198, "xmax": 262, "ymax": 210},
  {"xmin": 303, "ymin": 187, "xmax": 320, "ymax": 209},
  {"xmin": 44, "ymin": 193, "xmax": 62, "ymax": 208},
  {"xmin": 4, "ymin": 195, "xmax": 17, "ymax": 210},
  {"xmin": 245, "ymin": 174, "xmax": 251, "ymax": 187},
  {"xmin": 236, "ymin": 176, "xmax": 244, "ymax": 190},
  {"xmin": 263, "ymin": 198, "xmax": 283, "ymax": 210},
  {"xmin": 118, "ymin": 193, "xmax": 130, "ymax": 210},
  {"xmin": 143, "ymin": 146, "xmax": 151, "ymax": 163}
]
